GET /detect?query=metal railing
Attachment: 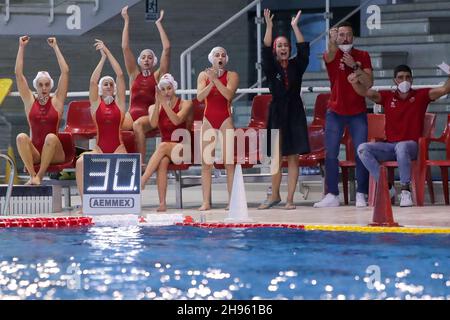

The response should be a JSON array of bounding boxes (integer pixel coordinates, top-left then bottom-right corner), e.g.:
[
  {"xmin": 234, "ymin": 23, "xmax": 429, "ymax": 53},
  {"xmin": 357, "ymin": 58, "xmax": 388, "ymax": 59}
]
[
  {"xmin": 180, "ymin": 0, "xmax": 262, "ymax": 99},
  {"xmin": 0, "ymin": 153, "xmax": 15, "ymax": 216},
  {"xmin": 2, "ymin": 0, "xmax": 9, "ymax": 24},
  {"xmin": 7, "ymin": 85, "xmax": 442, "ymax": 99}
]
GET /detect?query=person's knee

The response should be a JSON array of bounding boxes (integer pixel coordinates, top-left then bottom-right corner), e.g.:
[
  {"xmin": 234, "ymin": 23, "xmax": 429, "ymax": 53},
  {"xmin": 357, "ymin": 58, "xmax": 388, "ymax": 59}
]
[
  {"xmin": 44, "ymin": 133, "xmax": 59, "ymax": 146},
  {"xmin": 324, "ymin": 138, "xmax": 340, "ymax": 158},
  {"xmin": 132, "ymin": 121, "xmax": 143, "ymax": 133},
  {"xmin": 76, "ymin": 156, "xmax": 84, "ymax": 169},
  {"xmin": 394, "ymin": 143, "xmax": 409, "ymax": 156},
  {"xmin": 357, "ymin": 143, "xmax": 369, "ymax": 157},
  {"xmin": 158, "ymin": 142, "xmax": 172, "ymax": 153},
  {"xmin": 16, "ymin": 133, "xmax": 30, "ymax": 145}
]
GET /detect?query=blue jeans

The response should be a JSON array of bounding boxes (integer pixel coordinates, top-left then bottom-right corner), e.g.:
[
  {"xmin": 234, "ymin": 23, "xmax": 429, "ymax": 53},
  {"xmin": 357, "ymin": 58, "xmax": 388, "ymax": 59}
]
[
  {"xmin": 325, "ymin": 111, "xmax": 369, "ymax": 195},
  {"xmin": 357, "ymin": 140, "xmax": 418, "ymax": 185}
]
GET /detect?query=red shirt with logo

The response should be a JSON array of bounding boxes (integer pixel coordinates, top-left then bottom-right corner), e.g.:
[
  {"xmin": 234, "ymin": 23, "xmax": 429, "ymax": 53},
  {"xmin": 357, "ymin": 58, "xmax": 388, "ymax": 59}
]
[
  {"xmin": 324, "ymin": 48, "xmax": 372, "ymax": 115},
  {"xmin": 378, "ymin": 88, "xmax": 432, "ymax": 142}
]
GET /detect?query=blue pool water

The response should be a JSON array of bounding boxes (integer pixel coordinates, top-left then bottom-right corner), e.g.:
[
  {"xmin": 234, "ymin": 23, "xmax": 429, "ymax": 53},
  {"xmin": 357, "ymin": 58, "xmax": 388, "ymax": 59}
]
[{"xmin": 0, "ymin": 226, "xmax": 448, "ymax": 300}]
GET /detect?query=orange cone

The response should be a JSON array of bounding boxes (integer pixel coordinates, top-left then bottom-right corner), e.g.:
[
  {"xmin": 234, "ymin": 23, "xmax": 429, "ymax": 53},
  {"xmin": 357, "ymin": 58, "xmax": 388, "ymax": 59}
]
[{"xmin": 369, "ymin": 166, "xmax": 400, "ymax": 227}]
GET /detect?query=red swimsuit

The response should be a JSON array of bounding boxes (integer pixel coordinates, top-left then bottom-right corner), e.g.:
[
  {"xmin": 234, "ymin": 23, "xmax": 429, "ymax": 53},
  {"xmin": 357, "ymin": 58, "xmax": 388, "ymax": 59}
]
[
  {"xmin": 28, "ymin": 98, "xmax": 60, "ymax": 153},
  {"xmin": 129, "ymin": 72, "xmax": 156, "ymax": 121},
  {"xmin": 159, "ymin": 98, "xmax": 185, "ymax": 142},
  {"xmin": 204, "ymin": 71, "xmax": 231, "ymax": 129},
  {"xmin": 95, "ymin": 99, "xmax": 123, "ymax": 153}
]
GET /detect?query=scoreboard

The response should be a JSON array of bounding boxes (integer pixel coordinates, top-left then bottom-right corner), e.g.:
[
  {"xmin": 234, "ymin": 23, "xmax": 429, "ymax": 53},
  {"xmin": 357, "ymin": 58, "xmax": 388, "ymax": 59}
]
[{"xmin": 83, "ymin": 154, "xmax": 141, "ymax": 215}]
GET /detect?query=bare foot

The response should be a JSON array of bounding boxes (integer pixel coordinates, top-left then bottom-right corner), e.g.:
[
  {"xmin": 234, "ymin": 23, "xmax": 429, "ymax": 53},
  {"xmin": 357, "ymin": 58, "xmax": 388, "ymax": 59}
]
[
  {"xmin": 284, "ymin": 202, "xmax": 296, "ymax": 210},
  {"xmin": 156, "ymin": 204, "xmax": 167, "ymax": 212},
  {"xmin": 24, "ymin": 178, "xmax": 33, "ymax": 185},
  {"xmin": 198, "ymin": 203, "xmax": 211, "ymax": 211},
  {"xmin": 27, "ymin": 176, "xmax": 41, "ymax": 185}
]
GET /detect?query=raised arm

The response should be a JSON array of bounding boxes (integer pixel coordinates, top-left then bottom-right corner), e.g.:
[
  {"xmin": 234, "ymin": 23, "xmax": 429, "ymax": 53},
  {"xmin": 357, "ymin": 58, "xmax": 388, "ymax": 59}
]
[
  {"xmin": 15, "ymin": 36, "xmax": 34, "ymax": 107},
  {"xmin": 429, "ymin": 76, "xmax": 450, "ymax": 100},
  {"xmin": 121, "ymin": 6, "xmax": 139, "ymax": 78},
  {"xmin": 48, "ymin": 37, "xmax": 69, "ymax": 110},
  {"xmin": 323, "ymin": 27, "xmax": 338, "ymax": 63},
  {"xmin": 291, "ymin": 10, "xmax": 304, "ymax": 43},
  {"xmin": 348, "ymin": 72, "xmax": 381, "ymax": 103},
  {"xmin": 149, "ymin": 87, "xmax": 161, "ymax": 128},
  {"xmin": 154, "ymin": 10, "xmax": 170, "ymax": 79},
  {"xmin": 263, "ymin": 9, "xmax": 273, "ymax": 47},
  {"xmin": 291, "ymin": 10, "xmax": 309, "ymax": 74},
  {"xmin": 89, "ymin": 49, "xmax": 106, "ymax": 108},
  {"xmin": 261, "ymin": 9, "xmax": 278, "ymax": 82},
  {"xmin": 96, "ymin": 40, "xmax": 126, "ymax": 112},
  {"xmin": 196, "ymin": 71, "xmax": 214, "ymax": 102}
]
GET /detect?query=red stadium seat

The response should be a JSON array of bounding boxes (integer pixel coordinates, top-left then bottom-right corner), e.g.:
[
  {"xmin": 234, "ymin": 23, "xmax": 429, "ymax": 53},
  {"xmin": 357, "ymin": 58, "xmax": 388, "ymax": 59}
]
[
  {"xmin": 418, "ymin": 114, "xmax": 450, "ymax": 205},
  {"xmin": 367, "ymin": 113, "xmax": 436, "ymax": 206},
  {"xmin": 63, "ymin": 100, "xmax": 96, "ymax": 140},
  {"xmin": 311, "ymin": 93, "xmax": 330, "ymax": 127}
]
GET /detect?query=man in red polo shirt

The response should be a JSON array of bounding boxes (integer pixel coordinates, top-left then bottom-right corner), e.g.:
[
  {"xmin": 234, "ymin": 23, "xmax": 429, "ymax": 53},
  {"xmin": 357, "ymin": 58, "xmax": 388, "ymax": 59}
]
[
  {"xmin": 314, "ymin": 21, "xmax": 373, "ymax": 208},
  {"xmin": 349, "ymin": 64, "xmax": 450, "ymax": 206}
]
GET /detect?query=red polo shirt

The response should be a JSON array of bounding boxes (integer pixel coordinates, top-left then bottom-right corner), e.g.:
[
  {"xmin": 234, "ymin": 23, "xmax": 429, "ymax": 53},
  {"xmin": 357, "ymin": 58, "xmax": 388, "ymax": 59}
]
[
  {"xmin": 379, "ymin": 88, "xmax": 432, "ymax": 142},
  {"xmin": 324, "ymin": 48, "xmax": 372, "ymax": 115}
]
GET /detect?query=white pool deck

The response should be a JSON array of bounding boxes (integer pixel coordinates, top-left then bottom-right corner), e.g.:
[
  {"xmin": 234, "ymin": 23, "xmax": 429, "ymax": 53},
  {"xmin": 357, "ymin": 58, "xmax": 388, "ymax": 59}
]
[{"xmin": 54, "ymin": 182, "xmax": 450, "ymax": 229}]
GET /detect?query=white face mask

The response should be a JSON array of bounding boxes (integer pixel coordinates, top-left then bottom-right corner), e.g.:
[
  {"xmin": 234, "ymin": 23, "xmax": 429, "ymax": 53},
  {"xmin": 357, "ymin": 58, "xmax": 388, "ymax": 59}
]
[
  {"xmin": 338, "ymin": 44, "xmax": 353, "ymax": 53},
  {"xmin": 103, "ymin": 95, "xmax": 114, "ymax": 105},
  {"xmin": 397, "ymin": 81, "xmax": 411, "ymax": 93}
]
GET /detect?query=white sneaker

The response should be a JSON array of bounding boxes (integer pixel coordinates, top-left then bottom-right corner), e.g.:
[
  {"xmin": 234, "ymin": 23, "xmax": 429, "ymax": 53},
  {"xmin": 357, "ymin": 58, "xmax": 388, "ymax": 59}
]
[
  {"xmin": 400, "ymin": 190, "xmax": 413, "ymax": 207},
  {"xmin": 355, "ymin": 192, "xmax": 367, "ymax": 208},
  {"xmin": 313, "ymin": 193, "xmax": 340, "ymax": 208}
]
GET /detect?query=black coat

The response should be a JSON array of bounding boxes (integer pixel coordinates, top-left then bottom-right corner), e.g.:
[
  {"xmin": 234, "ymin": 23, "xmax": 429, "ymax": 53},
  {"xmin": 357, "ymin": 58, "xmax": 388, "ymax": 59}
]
[{"xmin": 262, "ymin": 42, "xmax": 310, "ymax": 156}]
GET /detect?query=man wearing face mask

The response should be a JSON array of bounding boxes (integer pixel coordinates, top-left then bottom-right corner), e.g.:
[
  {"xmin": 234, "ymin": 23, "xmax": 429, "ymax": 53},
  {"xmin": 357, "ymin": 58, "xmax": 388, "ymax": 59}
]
[
  {"xmin": 349, "ymin": 64, "xmax": 450, "ymax": 206},
  {"xmin": 314, "ymin": 22, "xmax": 373, "ymax": 208}
]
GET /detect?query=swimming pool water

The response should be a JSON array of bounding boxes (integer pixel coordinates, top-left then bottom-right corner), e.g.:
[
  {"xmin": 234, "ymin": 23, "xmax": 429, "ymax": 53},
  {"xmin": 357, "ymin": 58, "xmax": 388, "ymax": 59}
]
[{"xmin": 0, "ymin": 226, "xmax": 448, "ymax": 299}]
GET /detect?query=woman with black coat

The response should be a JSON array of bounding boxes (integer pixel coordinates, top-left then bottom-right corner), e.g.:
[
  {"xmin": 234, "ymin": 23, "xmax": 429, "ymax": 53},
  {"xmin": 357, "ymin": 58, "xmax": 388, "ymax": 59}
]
[{"xmin": 258, "ymin": 9, "xmax": 310, "ymax": 210}]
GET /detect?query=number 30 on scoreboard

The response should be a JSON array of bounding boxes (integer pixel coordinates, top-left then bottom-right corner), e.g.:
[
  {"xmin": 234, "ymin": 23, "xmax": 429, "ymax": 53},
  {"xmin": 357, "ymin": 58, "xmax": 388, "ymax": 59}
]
[{"xmin": 83, "ymin": 154, "xmax": 141, "ymax": 214}]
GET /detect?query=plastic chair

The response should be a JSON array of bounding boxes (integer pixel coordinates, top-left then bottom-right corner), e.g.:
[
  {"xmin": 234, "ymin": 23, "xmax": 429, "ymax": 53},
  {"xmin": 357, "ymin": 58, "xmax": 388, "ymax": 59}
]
[
  {"xmin": 311, "ymin": 93, "xmax": 330, "ymax": 127},
  {"xmin": 247, "ymin": 94, "xmax": 272, "ymax": 129},
  {"xmin": 63, "ymin": 100, "xmax": 97, "ymax": 140},
  {"xmin": 368, "ymin": 113, "xmax": 436, "ymax": 206},
  {"xmin": 33, "ymin": 132, "xmax": 76, "ymax": 172},
  {"xmin": 297, "ymin": 125, "xmax": 326, "ymax": 168},
  {"xmin": 418, "ymin": 114, "xmax": 450, "ymax": 205}
]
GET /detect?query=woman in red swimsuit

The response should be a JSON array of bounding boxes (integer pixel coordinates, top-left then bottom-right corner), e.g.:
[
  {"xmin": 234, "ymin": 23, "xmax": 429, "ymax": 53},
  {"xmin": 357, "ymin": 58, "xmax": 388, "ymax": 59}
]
[
  {"xmin": 15, "ymin": 36, "xmax": 69, "ymax": 185},
  {"xmin": 75, "ymin": 39, "xmax": 127, "ymax": 197},
  {"xmin": 197, "ymin": 47, "xmax": 239, "ymax": 210},
  {"xmin": 140, "ymin": 74, "xmax": 192, "ymax": 211},
  {"xmin": 121, "ymin": 6, "xmax": 170, "ymax": 163}
]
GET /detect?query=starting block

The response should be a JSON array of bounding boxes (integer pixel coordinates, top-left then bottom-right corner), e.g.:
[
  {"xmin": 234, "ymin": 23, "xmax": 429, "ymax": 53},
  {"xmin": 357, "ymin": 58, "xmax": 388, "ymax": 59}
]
[{"xmin": 0, "ymin": 185, "xmax": 62, "ymax": 215}]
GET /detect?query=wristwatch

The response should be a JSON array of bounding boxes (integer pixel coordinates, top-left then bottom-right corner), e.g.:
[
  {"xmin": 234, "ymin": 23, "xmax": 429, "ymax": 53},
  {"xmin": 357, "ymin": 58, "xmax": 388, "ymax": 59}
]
[{"xmin": 352, "ymin": 64, "xmax": 360, "ymax": 71}]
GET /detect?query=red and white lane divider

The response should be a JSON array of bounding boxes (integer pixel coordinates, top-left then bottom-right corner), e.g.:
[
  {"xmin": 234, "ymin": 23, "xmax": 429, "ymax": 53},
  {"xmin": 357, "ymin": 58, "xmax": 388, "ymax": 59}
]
[
  {"xmin": 0, "ymin": 215, "xmax": 305, "ymax": 229},
  {"xmin": 177, "ymin": 216, "xmax": 305, "ymax": 229},
  {"xmin": 0, "ymin": 217, "xmax": 93, "ymax": 228}
]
